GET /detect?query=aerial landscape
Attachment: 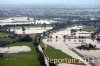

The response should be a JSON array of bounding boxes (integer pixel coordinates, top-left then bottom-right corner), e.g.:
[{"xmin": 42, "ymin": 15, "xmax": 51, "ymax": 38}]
[{"xmin": 0, "ymin": 0, "xmax": 100, "ymax": 66}]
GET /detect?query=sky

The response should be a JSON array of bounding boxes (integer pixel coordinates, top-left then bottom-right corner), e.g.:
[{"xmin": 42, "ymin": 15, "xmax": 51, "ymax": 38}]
[{"xmin": 0, "ymin": 0, "xmax": 100, "ymax": 5}]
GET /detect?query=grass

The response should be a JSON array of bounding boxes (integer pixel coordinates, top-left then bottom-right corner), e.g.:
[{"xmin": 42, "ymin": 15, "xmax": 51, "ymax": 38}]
[
  {"xmin": 88, "ymin": 48, "xmax": 100, "ymax": 50},
  {"xmin": 0, "ymin": 32, "xmax": 8, "ymax": 38},
  {"xmin": 0, "ymin": 59, "xmax": 40, "ymax": 66},
  {"xmin": 0, "ymin": 42, "xmax": 41, "ymax": 66},
  {"xmin": 82, "ymin": 25, "xmax": 99, "ymax": 32},
  {"xmin": 0, "ymin": 32, "xmax": 17, "ymax": 42},
  {"xmin": 40, "ymin": 41, "xmax": 86, "ymax": 65},
  {"xmin": 40, "ymin": 41, "xmax": 72, "ymax": 59},
  {"xmin": 0, "ymin": 37, "xmax": 16, "ymax": 42},
  {"xmin": 44, "ymin": 45, "xmax": 72, "ymax": 59}
]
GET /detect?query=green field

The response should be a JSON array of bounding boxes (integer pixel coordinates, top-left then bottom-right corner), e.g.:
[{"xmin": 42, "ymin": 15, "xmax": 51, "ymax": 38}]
[
  {"xmin": 0, "ymin": 32, "xmax": 8, "ymax": 38},
  {"xmin": 40, "ymin": 41, "xmax": 72, "ymax": 59},
  {"xmin": 82, "ymin": 26, "xmax": 99, "ymax": 32},
  {"xmin": 0, "ymin": 32, "xmax": 17, "ymax": 42},
  {"xmin": 0, "ymin": 37, "xmax": 17, "ymax": 42},
  {"xmin": 0, "ymin": 42, "xmax": 41, "ymax": 66},
  {"xmin": 44, "ymin": 45, "xmax": 72, "ymax": 59},
  {"xmin": 89, "ymin": 48, "xmax": 100, "ymax": 50},
  {"xmin": 40, "ymin": 42, "xmax": 86, "ymax": 65}
]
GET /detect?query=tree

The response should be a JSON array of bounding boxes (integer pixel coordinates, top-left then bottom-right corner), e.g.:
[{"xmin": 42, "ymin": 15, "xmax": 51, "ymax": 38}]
[
  {"xmin": 43, "ymin": 23, "xmax": 46, "ymax": 29},
  {"xmin": 18, "ymin": 35, "xmax": 32, "ymax": 42},
  {"xmin": 14, "ymin": 25, "xmax": 16, "ymax": 29},
  {"xmin": 27, "ymin": 17, "xmax": 30, "ymax": 21},
  {"xmin": 63, "ymin": 35, "xmax": 66, "ymax": 42},
  {"xmin": 0, "ymin": 53, "xmax": 3, "ymax": 58},
  {"xmin": 43, "ymin": 31, "xmax": 46, "ymax": 37},
  {"xmin": 50, "ymin": 36, "xmax": 52, "ymax": 42},
  {"xmin": 8, "ymin": 27, "xmax": 11, "ymax": 32},
  {"xmin": 22, "ymin": 26, "xmax": 25, "ymax": 34},
  {"xmin": 47, "ymin": 35, "xmax": 49, "ymax": 39},
  {"xmin": 56, "ymin": 36, "xmax": 58, "ymax": 39},
  {"xmin": 56, "ymin": 36, "xmax": 58, "ymax": 42},
  {"xmin": 63, "ymin": 35, "xmax": 66, "ymax": 39},
  {"xmin": 22, "ymin": 26, "xmax": 25, "ymax": 30},
  {"xmin": 12, "ymin": 18, "xmax": 14, "ymax": 21}
]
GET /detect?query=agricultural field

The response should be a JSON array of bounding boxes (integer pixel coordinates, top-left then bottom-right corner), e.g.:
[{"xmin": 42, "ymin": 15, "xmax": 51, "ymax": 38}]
[
  {"xmin": 40, "ymin": 42, "xmax": 72, "ymax": 59},
  {"xmin": 0, "ymin": 32, "xmax": 8, "ymax": 38},
  {"xmin": 82, "ymin": 26, "xmax": 99, "ymax": 32},
  {"xmin": 0, "ymin": 41, "xmax": 41, "ymax": 66}
]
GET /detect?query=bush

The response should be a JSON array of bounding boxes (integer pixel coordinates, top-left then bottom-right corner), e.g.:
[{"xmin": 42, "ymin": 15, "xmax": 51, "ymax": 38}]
[{"xmin": 18, "ymin": 35, "xmax": 32, "ymax": 42}]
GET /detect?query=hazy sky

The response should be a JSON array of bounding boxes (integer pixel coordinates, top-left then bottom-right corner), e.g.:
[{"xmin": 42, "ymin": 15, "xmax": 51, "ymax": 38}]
[{"xmin": 0, "ymin": 0, "xmax": 100, "ymax": 5}]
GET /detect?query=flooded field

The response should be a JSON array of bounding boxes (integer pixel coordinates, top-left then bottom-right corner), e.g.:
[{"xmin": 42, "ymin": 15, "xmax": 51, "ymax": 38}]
[
  {"xmin": 0, "ymin": 17, "xmax": 54, "ymax": 25},
  {"xmin": 10, "ymin": 27, "xmax": 53, "ymax": 34},
  {"xmin": 43, "ymin": 26, "xmax": 100, "ymax": 66},
  {"xmin": 0, "ymin": 46, "xmax": 31, "ymax": 53},
  {"xmin": 0, "ymin": 17, "xmax": 100, "ymax": 66},
  {"xmin": 0, "ymin": 17, "xmax": 53, "ymax": 34}
]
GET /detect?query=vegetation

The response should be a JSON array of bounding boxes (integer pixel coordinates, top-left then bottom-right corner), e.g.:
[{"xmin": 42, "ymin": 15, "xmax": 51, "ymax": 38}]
[
  {"xmin": 0, "ymin": 32, "xmax": 8, "ymax": 37},
  {"xmin": 0, "ymin": 42, "xmax": 41, "ymax": 66},
  {"xmin": 40, "ymin": 41, "xmax": 72, "ymax": 59},
  {"xmin": 40, "ymin": 42, "xmax": 85, "ymax": 65},
  {"xmin": 18, "ymin": 35, "xmax": 32, "ymax": 42},
  {"xmin": 0, "ymin": 32, "xmax": 17, "ymax": 47},
  {"xmin": 82, "ymin": 26, "xmax": 99, "ymax": 32},
  {"xmin": 0, "ymin": 17, "xmax": 100, "ymax": 66},
  {"xmin": 0, "ymin": 59, "xmax": 40, "ymax": 66},
  {"xmin": 44, "ymin": 45, "xmax": 72, "ymax": 59},
  {"xmin": 14, "ymin": 25, "xmax": 52, "ymax": 29},
  {"xmin": 88, "ymin": 48, "xmax": 100, "ymax": 50}
]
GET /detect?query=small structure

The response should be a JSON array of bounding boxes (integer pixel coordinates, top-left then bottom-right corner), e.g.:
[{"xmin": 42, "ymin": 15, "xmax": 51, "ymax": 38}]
[
  {"xmin": 76, "ymin": 31, "xmax": 93, "ymax": 38},
  {"xmin": 71, "ymin": 29, "xmax": 76, "ymax": 38},
  {"xmin": 96, "ymin": 35, "xmax": 100, "ymax": 41}
]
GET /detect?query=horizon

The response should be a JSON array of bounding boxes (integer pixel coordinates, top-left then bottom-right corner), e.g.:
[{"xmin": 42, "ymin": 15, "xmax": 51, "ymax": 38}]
[
  {"xmin": 0, "ymin": 4, "xmax": 100, "ymax": 8},
  {"xmin": 0, "ymin": 0, "xmax": 100, "ymax": 5}
]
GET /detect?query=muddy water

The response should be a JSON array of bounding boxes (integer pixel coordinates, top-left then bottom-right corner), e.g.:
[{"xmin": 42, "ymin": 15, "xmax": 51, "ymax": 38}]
[
  {"xmin": 48, "ymin": 26, "xmax": 100, "ymax": 66},
  {"xmin": 64, "ymin": 38, "xmax": 100, "ymax": 66}
]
